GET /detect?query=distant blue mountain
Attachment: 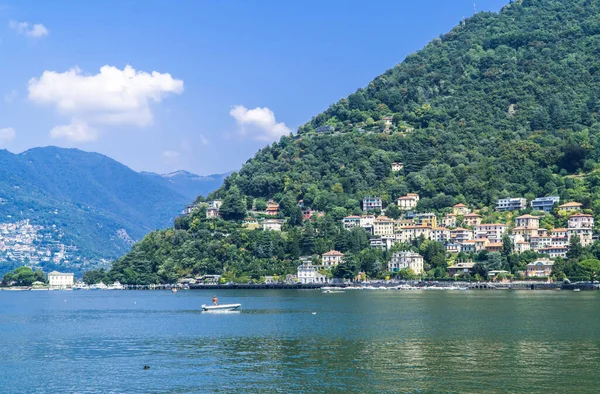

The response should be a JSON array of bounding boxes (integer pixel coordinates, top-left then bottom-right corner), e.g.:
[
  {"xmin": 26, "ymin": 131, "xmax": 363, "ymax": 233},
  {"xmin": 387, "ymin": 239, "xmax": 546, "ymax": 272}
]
[
  {"xmin": 140, "ymin": 170, "xmax": 231, "ymax": 201},
  {"xmin": 0, "ymin": 147, "xmax": 192, "ymax": 261}
]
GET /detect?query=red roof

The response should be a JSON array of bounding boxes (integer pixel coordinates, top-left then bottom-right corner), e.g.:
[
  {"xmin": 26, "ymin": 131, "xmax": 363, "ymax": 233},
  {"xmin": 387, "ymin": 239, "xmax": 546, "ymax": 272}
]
[{"xmin": 323, "ymin": 250, "xmax": 344, "ymax": 256}]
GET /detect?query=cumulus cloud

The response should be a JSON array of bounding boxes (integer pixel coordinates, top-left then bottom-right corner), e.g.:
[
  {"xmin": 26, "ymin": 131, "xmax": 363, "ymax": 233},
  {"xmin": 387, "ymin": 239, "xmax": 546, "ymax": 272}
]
[
  {"xmin": 230, "ymin": 105, "xmax": 290, "ymax": 141},
  {"xmin": 50, "ymin": 120, "xmax": 97, "ymax": 143},
  {"xmin": 0, "ymin": 127, "xmax": 16, "ymax": 145},
  {"xmin": 28, "ymin": 65, "xmax": 184, "ymax": 143},
  {"xmin": 9, "ymin": 20, "xmax": 49, "ymax": 37}
]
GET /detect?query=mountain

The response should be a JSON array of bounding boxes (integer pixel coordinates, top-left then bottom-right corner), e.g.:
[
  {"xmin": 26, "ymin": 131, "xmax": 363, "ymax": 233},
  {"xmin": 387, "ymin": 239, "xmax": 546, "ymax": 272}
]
[
  {"xmin": 102, "ymin": 0, "xmax": 600, "ymax": 284},
  {"xmin": 0, "ymin": 147, "xmax": 189, "ymax": 271},
  {"xmin": 141, "ymin": 170, "xmax": 231, "ymax": 201}
]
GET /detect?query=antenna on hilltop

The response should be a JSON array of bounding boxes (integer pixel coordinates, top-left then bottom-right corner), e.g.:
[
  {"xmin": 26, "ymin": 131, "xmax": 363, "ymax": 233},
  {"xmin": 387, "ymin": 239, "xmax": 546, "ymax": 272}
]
[{"xmin": 474, "ymin": 3, "xmax": 477, "ymax": 14}]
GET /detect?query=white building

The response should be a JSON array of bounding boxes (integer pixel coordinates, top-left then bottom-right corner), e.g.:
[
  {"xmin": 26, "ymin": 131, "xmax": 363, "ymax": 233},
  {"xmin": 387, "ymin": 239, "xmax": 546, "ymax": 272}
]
[
  {"xmin": 208, "ymin": 200, "xmax": 223, "ymax": 210},
  {"xmin": 206, "ymin": 207, "xmax": 220, "ymax": 219},
  {"xmin": 568, "ymin": 213, "xmax": 594, "ymax": 247},
  {"xmin": 322, "ymin": 250, "xmax": 344, "ymax": 268},
  {"xmin": 388, "ymin": 251, "xmax": 424, "ymax": 275},
  {"xmin": 263, "ymin": 219, "xmax": 282, "ymax": 232},
  {"xmin": 48, "ymin": 271, "xmax": 74, "ymax": 289},
  {"xmin": 515, "ymin": 214, "xmax": 540, "ymax": 229},
  {"xmin": 397, "ymin": 194, "xmax": 420, "ymax": 211},
  {"xmin": 370, "ymin": 236, "xmax": 397, "ymax": 250},
  {"xmin": 392, "ymin": 162, "xmax": 404, "ymax": 171},
  {"xmin": 297, "ymin": 262, "xmax": 328, "ymax": 284},
  {"xmin": 474, "ymin": 224, "xmax": 508, "ymax": 243},
  {"xmin": 496, "ymin": 198, "xmax": 527, "ymax": 211}
]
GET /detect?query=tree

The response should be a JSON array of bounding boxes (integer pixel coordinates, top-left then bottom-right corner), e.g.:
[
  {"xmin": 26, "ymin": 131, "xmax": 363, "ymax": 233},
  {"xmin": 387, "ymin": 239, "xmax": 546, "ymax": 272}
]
[
  {"xmin": 255, "ymin": 199, "xmax": 267, "ymax": 211},
  {"xmin": 578, "ymin": 259, "xmax": 600, "ymax": 280},
  {"xmin": 566, "ymin": 235, "xmax": 583, "ymax": 260},
  {"xmin": 502, "ymin": 235, "xmax": 513, "ymax": 257},
  {"xmin": 220, "ymin": 186, "xmax": 247, "ymax": 221},
  {"xmin": 385, "ymin": 203, "xmax": 401, "ymax": 220}
]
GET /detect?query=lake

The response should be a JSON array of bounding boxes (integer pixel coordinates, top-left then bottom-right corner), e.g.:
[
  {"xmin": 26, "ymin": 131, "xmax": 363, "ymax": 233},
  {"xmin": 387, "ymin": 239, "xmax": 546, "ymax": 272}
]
[{"xmin": 1, "ymin": 289, "xmax": 599, "ymax": 393}]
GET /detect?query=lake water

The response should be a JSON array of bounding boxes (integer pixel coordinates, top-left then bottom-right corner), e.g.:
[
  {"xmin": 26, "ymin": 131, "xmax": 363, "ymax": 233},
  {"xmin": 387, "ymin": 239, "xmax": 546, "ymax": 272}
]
[{"xmin": 1, "ymin": 289, "xmax": 600, "ymax": 393}]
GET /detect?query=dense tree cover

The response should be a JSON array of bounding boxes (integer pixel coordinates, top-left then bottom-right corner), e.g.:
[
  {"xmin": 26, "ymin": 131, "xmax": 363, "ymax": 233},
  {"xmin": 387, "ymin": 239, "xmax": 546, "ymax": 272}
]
[
  {"xmin": 98, "ymin": 0, "xmax": 600, "ymax": 283},
  {"xmin": 2, "ymin": 266, "xmax": 46, "ymax": 286}
]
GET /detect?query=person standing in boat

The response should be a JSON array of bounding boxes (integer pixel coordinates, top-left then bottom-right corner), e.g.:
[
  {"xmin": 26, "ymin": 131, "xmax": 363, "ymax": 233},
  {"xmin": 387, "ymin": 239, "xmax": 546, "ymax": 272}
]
[{"xmin": 212, "ymin": 296, "xmax": 218, "ymax": 306}]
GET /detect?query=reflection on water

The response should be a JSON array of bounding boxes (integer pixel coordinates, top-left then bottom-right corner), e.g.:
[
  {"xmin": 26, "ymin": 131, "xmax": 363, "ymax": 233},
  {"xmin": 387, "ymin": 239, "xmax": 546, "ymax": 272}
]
[{"xmin": 0, "ymin": 290, "xmax": 600, "ymax": 393}]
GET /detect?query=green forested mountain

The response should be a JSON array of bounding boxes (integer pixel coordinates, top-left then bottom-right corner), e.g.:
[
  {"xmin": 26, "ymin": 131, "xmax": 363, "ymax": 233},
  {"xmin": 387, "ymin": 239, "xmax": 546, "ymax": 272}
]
[{"xmin": 101, "ymin": 0, "xmax": 600, "ymax": 284}]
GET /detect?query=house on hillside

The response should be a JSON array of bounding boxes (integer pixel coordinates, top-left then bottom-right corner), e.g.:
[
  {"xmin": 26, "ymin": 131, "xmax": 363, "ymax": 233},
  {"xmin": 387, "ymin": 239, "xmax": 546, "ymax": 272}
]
[
  {"xmin": 515, "ymin": 214, "xmax": 540, "ymax": 229},
  {"xmin": 263, "ymin": 219, "xmax": 282, "ymax": 231},
  {"xmin": 559, "ymin": 202, "xmax": 582, "ymax": 212},
  {"xmin": 297, "ymin": 262, "xmax": 328, "ymax": 284},
  {"xmin": 342, "ymin": 216, "xmax": 361, "ymax": 230},
  {"xmin": 208, "ymin": 200, "xmax": 223, "ymax": 210},
  {"xmin": 463, "ymin": 213, "xmax": 482, "ymax": 227},
  {"xmin": 443, "ymin": 214, "xmax": 457, "ymax": 228},
  {"xmin": 322, "ymin": 250, "xmax": 344, "ymax": 268},
  {"xmin": 496, "ymin": 198, "xmax": 527, "ymax": 211},
  {"xmin": 448, "ymin": 262, "xmax": 474, "ymax": 277},
  {"xmin": 206, "ymin": 207, "xmax": 220, "ymax": 219},
  {"xmin": 266, "ymin": 200, "xmax": 279, "ymax": 215},
  {"xmin": 452, "ymin": 203, "xmax": 470, "ymax": 216},
  {"xmin": 362, "ymin": 197, "xmax": 383, "ymax": 211},
  {"xmin": 391, "ymin": 162, "xmax": 404, "ymax": 172},
  {"xmin": 397, "ymin": 193, "xmax": 419, "ymax": 210},
  {"xmin": 414, "ymin": 213, "xmax": 437, "ymax": 228},
  {"xmin": 531, "ymin": 196, "xmax": 559, "ymax": 212},
  {"xmin": 373, "ymin": 216, "xmax": 394, "ymax": 236},
  {"xmin": 242, "ymin": 218, "xmax": 259, "ymax": 230}
]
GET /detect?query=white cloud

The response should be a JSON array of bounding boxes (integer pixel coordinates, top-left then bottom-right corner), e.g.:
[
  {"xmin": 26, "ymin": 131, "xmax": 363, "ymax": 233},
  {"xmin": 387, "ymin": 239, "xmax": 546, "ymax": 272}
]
[
  {"xmin": 28, "ymin": 65, "xmax": 184, "ymax": 143},
  {"xmin": 199, "ymin": 134, "xmax": 209, "ymax": 145},
  {"xmin": 9, "ymin": 20, "xmax": 49, "ymax": 37},
  {"xmin": 0, "ymin": 127, "xmax": 16, "ymax": 145},
  {"xmin": 230, "ymin": 105, "xmax": 290, "ymax": 141},
  {"xmin": 4, "ymin": 89, "xmax": 17, "ymax": 103},
  {"xmin": 162, "ymin": 150, "xmax": 181, "ymax": 159},
  {"xmin": 50, "ymin": 120, "xmax": 97, "ymax": 143}
]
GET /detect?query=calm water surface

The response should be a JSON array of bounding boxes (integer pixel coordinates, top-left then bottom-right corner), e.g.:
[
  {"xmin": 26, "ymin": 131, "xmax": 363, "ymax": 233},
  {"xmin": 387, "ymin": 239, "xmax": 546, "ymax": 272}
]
[{"xmin": 1, "ymin": 289, "xmax": 600, "ymax": 393}]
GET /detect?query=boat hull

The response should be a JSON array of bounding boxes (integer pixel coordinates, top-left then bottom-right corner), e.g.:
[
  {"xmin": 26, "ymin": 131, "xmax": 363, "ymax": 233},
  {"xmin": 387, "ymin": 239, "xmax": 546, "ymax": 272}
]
[{"xmin": 201, "ymin": 303, "xmax": 241, "ymax": 311}]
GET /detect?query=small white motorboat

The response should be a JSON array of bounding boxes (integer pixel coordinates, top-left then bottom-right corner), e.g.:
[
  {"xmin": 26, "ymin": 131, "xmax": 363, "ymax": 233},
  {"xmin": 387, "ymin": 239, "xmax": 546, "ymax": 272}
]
[
  {"xmin": 573, "ymin": 288, "xmax": 581, "ymax": 292},
  {"xmin": 201, "ymin": 303, "xmax": 242, "ymax": 312},
  {"xmin": 322, "ymin": 290, "xmax": 345, "ymax": 294}
]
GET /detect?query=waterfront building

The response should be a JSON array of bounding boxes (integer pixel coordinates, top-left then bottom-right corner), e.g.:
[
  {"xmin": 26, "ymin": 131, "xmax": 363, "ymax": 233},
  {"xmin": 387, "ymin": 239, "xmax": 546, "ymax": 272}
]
[
  {"xmin": 496, "ymin": 198, "xmax": 527, "ymax": 211},
  {"xmin": 48, "ymin": 271, "xmax": 74, "ymax": 289},
  {"xmin": 448, "ymin": 262, "xmax": 474, "ymax": 277},
  {"xmin": 526, "ymin": 259, "xmax": 554, "ymax": 277},
  {"xmin": 388, "ymin": 251, "xmax": 424, "ymax": 275},
  {"xmin": 297, "ymin": 262, "xmax": 328, "ymax": 284},
  {"xmin": 531, "ymin": 196, "xmax": 559, "ymax": 212}
]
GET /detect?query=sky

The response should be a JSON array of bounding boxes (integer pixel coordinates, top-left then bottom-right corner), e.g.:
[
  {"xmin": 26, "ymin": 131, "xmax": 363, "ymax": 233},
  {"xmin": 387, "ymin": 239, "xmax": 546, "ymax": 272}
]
[{"xmin": 0, "ymin": 0, "xmax": 509, "ymax": 176}]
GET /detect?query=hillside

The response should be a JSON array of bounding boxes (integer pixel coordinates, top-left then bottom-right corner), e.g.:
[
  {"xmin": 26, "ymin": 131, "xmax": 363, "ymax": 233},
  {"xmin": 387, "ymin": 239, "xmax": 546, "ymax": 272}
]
[
  {"xmin": 141, "ymin": 170, "xmax": 231, "ymax": 201},
  {"xmin": 100, "ymin": 0, "xmax": 600, "ymax": 284},
  {"xmin": 0, "ymin": 147, "xmax": 190, "ymax": 270}
]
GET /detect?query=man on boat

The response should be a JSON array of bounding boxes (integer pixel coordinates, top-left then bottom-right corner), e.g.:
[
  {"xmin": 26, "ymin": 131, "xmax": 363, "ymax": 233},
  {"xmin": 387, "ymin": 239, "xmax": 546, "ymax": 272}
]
[{"xmin": 212, "ymin": 296, "xmax": 218, "ymax": 306}]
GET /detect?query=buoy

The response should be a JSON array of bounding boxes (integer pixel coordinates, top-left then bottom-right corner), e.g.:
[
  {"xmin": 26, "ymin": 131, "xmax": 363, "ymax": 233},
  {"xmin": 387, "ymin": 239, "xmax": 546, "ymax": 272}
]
[
  {"xmin": 143, "ymin": 365, "xmax": 150, "ymax": 370},
  {"xmin": 312, "ymin": 312, "xmax": 317, "ymax": 315}
]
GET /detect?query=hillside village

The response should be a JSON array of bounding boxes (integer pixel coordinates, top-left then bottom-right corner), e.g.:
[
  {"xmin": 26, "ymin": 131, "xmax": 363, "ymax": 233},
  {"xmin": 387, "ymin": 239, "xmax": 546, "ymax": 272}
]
[{"xmin": 181, "ymin": 172, "xmax": 595, "ymax": 284}]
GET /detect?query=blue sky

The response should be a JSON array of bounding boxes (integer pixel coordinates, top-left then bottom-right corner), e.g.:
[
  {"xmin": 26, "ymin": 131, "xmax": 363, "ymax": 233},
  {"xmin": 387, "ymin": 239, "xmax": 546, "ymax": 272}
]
[{"xmin": 0, "ymin": 0, "xmax": 508, "ymax": 175}]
